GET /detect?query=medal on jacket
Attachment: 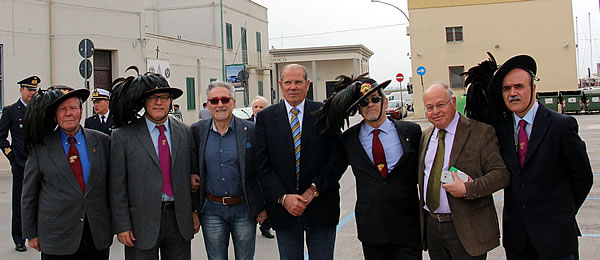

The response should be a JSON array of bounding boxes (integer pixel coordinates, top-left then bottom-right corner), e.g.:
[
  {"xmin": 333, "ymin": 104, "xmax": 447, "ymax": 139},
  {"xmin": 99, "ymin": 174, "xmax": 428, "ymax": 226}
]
[{"xmin": 4, "ymin": 148, "xmax": 11, "ymax": 155}]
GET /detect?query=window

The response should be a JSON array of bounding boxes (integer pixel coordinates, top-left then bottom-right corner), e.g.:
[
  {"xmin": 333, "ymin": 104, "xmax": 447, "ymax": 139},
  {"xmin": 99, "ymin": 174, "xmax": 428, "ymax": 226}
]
[
  {"xmin": 449, "ymin": 66, "xmax": 465, "ymax": 89},
  {"xmin": 258, "ymin": 80, "xmax": 263, "ymax": 96},
  {"xmin": 226, "ymin": 23, "xmax": 233, "ymax": 50},
  {"xmin": 93, "ymin": 50, "xmax": 112, "ymax": 91},
  {"xmin": 186, "ymin": 77, "xmax": 196, "ymax": 110},
  {"xmin": 446, "ymin": 26, "xmax": 463, "ymax": 42},
  {"xmin": 256, "ymin": 31, "xmax": 262, "ymax": 65},
  {"xmin": 0, "ymin": 44, "xmax": 3, "ymax": 106},
  {"xmin": 241, "ymin": 27, "xmax": 248, "ymax": 64}
]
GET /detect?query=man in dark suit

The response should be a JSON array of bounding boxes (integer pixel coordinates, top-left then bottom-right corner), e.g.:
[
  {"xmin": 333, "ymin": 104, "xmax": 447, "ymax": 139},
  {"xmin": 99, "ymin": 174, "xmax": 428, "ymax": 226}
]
[
  {"xmin": 0, "ymin": 75, "xmax": 39, "ymax": 252},
  {"xmin": 22, "ymin": 86, "xmax": 113, "ymax": 259},
  {"xmin": 489, "ymin": 55, "xmax": 593, "ymax": 259},
  {"xmin": 84, "ymin": 88, "xmax": 115, "ymax": 135},
  {"xmin": 321, "ymin": 74, "xmax": 423, "ymax": 259},
  {"xmin": 191, "ymin": 81, "xmax": 267, "ymax": 259},
  {"xmin": 255, "ymin": 64, "xmax": 341, "ymax": 260},
  {"xmin": 419, "ymin": 83, "xmax": 509, "ymax": 259},
  {"xmin": 109, "ymin": 69, "xmax": 199, "ymax": 260}
]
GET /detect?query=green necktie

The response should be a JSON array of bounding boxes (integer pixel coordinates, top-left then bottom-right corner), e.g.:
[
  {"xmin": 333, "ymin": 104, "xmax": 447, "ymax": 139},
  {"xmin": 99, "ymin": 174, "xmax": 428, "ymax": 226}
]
[{"xmin": 427, "ymin": 129, "xmax": 446, "ymax": 212}]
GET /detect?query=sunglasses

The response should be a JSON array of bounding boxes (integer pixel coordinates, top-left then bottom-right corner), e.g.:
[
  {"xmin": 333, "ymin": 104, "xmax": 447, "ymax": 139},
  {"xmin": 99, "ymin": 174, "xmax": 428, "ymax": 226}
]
[
  {"xmin": 208, "ymin": 97, "xmax": 232, "ymax": 105},
  {"xmin": 358, "ymin": 96, "xmax": 382, "ymax": 107}
]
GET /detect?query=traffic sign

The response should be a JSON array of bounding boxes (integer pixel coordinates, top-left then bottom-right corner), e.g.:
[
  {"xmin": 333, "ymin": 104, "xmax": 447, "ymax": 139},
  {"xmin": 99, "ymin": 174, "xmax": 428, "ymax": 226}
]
[
  {"xmin": 416, "ymin": 66, "xmax": 427, "ymax": 76},
  {"xmin": 78, "ymin": 39, "xmax": 94, "ymax": 58},
  {"xmin": 79, "ymin": 59, "xmax": 92, "ymax": 79},
  {"xmin": 396, "ymin": 73, "xmax": 404, "ymax": 83}
]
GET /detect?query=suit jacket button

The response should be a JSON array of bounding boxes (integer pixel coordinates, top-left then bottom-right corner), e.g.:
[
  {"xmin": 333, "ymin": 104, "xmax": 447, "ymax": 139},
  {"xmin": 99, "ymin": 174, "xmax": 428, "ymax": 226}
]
[{"xmin": 80, "ymin": 218, "xmax": 84, "ymax": 221}]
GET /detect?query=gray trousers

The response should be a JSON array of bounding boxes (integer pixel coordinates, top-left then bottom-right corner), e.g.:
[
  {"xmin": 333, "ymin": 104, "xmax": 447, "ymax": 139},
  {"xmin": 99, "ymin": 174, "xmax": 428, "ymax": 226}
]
[{"xmin": 124, "ymin": 207, "xmax": 191, "ymax": 260}]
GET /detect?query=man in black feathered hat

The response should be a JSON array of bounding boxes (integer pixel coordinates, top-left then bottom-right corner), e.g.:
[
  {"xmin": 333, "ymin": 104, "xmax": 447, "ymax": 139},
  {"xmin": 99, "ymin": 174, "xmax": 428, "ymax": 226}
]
[
  {"xmin": 317, "ymin": 73, "xmax": 423, "ymax": 259},
  {"xmin": 21, "ymin": 85, "xmax": 113, "ymax": 259},
  {"xmin": 0, "ymin": 75, "xmax": 40, "ymax": 252},
  {"xmin": 477, "ymin": 54, "xmax": 593, "ymax": 259},
  {"xmin": 108, "ymin": 67, "xmax": 199, "ymax": 260}
]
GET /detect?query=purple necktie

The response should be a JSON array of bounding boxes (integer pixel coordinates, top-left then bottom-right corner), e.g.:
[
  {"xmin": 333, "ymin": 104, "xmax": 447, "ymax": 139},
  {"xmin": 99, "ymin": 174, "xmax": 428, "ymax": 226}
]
[
  {"xmin": 157, "ymin": 125, "xmax": 173, "ymax": 197},
  {"xmin": 517, "ymin": 120, "xmax": 528, "ymax": 167}
]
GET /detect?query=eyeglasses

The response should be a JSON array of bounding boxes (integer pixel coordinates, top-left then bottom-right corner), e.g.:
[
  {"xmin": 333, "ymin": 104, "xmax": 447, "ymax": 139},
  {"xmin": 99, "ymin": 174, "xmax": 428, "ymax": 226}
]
[
  {"xmin": 425, "ymin": 98, "xmax": 452, "ymax": 112},
  {"xmin": 147, "ymin": 95, "xmax": 171, "ymax": 102},
  {"xmin": 208, "ymin": 97, "xmax": 232, "ymax": 105},
  {"xmin": 282, "ymin": 80, "xmax": 306, "ymax": 86},
  {"xmin": 358, "ymin": 96, "xmax": 382, "ymax": 107}
]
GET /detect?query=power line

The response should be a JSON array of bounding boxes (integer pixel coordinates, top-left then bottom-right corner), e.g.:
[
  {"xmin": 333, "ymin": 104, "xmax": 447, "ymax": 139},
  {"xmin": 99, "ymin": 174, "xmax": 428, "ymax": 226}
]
[{"xmin": 268, "ymin": 23, "xmax": 407, "ymax": 40}]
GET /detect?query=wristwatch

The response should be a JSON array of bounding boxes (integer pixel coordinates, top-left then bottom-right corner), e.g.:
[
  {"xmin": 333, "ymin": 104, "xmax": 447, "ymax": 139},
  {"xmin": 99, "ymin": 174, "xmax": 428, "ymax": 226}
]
[{"xmin": 309, "ymin": 185, "xmax": 319, "ymax": 198}]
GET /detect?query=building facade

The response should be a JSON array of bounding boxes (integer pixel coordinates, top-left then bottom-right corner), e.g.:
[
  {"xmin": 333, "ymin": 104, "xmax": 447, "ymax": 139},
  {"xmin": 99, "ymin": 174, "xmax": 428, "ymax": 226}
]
[{"xmin": 408, "ymin": 0, "xmax": 578, "ymax": 118}]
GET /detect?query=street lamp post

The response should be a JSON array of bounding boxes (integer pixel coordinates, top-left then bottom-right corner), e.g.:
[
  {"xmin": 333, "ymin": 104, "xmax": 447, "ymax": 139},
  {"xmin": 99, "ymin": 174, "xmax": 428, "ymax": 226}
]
[{"xmin": 371, "ymin": 0, "xmax": 410, "ymax": 22}]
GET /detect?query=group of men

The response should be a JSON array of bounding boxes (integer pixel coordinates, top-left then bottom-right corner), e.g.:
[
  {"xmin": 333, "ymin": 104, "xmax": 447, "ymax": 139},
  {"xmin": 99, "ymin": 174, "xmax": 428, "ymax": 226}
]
[{"xmin": 0, "ymin": 54, "xmax": 593, "ymax": 260}]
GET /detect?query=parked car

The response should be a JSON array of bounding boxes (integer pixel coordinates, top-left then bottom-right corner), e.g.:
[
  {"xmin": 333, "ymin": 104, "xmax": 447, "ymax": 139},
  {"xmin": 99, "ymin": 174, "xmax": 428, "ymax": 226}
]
[
  {"xmin": 385, "ymin": 100, "xmax": 408, "ymax": 119},
  {"xmin": 233, "ymin": 107, "xmax": 253, "ymax": 119}
]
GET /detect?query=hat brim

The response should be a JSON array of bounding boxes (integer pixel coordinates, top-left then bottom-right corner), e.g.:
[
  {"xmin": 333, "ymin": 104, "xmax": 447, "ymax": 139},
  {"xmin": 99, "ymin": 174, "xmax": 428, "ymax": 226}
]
[
  {"xmin": 49, "ymin": 89, "xmax": 90, "ymax": 110},
  {"xmin": 491, "ymin": 55, "xmax": 537, "ymax": 90},
  {"xmin": 92, "ymin": 96, "xmax": 110, "ymax": 101},
  {"xmin": 347, "ymin": 80, "xmax": 391, "ymax": 111},
  {"xmin": 142, "ymin": 88, "xmax": 183, "ymax": 100}
]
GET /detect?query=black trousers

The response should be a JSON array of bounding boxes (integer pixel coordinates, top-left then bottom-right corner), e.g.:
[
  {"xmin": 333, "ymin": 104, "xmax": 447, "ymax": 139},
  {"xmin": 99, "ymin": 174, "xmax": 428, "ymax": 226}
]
[
  {"xmin": 425, "ymin": 215, "xmax": 486, "ymax": 260},
  {"xmin": 124, "ymin": 207, "xmax": 191, "ymax": 260},
  {"xmin": 41, "ymin": 219, "xmax": 109, "ymax": 260},
  {"xmin": 362, "ymin": 242, "xmax": 422, "ymax": 260},
  {"xmin": 11, "ymin": 164, "xmax": 24, "ymax": 245}
]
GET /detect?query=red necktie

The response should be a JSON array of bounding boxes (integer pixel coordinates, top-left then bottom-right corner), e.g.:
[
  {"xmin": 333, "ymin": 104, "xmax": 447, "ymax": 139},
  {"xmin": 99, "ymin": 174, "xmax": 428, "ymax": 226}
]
[
  {"xmin": 67, "ymin": 137, "xmax": 86, "ymax": 193},
  {"xmin": 372, "ymin": 129, "xmax": 388, "ymax": 179},
  {"xmin": 517, "ymin": 120, "xmax": 528, "ymax": 167},
  {"xmin": 157, "ymin": 125, "xmax": 173, "ymax": 197}
]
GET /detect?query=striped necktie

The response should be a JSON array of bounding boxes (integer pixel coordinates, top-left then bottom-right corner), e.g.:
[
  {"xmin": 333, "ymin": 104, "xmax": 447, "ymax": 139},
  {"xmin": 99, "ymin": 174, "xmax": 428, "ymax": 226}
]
[{"xmin": 290, "ymin": 107, "xmax": 301, "ymax": 190}]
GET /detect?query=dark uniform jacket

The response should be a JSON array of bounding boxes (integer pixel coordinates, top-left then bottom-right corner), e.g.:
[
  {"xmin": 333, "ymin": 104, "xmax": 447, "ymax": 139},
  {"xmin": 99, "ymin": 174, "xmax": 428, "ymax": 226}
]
[
  {"xmin": 84, "ymin": 114, "xmax": 115, "ymax": 136},
  {"xmin": 0, "ymin": 99, "xmax": 27, "ymax": 167}
]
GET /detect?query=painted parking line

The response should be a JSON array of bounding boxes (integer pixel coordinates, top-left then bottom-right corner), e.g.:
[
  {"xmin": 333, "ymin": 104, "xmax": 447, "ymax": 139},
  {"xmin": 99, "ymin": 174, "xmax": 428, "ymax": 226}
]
[{"xmin": 495, "ymin": 197, "xmax": 600, "ymax": 201}]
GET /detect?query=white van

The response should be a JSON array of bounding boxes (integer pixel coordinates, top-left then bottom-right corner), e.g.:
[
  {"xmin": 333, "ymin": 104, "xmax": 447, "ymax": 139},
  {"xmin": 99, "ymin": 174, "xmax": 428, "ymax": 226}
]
[{"xmin": 387, "ymin": 92, "xmax": 413, "ymax": 111}]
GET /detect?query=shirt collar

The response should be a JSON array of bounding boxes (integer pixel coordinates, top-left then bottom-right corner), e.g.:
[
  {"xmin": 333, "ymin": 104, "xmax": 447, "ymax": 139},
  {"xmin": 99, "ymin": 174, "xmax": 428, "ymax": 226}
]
[
  {"xmin": 101, "ymin": 110, "xmax": 110, "ymax": 118},
  {"xmin": 284, "ymin": 99, "xmax": 305, "ymax": 114},
  {"xmin": 145, "ymin": 116, "xmax": 171, "ymax": 134},
  {"xmin": 59, "ymin": 127, "xmax": 84, "ymax": 145},
  {"xmin": 210, "ymin": 118, "xmax": 236, "ymax": 134},
  {"xmin": 19, "ymin": 98, "xmax": 28, "ymax": 107},
  {"xmin": 513, "ymin": 101, "xmax": 539, "ymax": 127},
  {"xmin": 435, "ymin": 112, "xmax": 460, "ymax": 137},
  {"xmin": 360, "ymin": 118, "xmax": 395, "ymax": 136}
]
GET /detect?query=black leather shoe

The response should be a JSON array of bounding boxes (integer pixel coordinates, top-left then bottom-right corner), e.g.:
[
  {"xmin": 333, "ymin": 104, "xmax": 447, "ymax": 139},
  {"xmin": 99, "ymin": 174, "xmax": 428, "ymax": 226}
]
[
  {"xmin": 261, "ymin": 229, "xmax": 275, "ymax": 239},
  {"xmin": 15, "ymin": 243, "xmax": 27, "ymax": 252}
]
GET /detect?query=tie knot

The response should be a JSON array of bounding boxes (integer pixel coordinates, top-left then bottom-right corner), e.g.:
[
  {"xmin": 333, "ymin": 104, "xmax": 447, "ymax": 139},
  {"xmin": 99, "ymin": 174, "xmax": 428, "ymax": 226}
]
[
  {"xmin": 438, "ymin": 129, "xmax": 446, "ymax": 141},
  {"xmin": 518, "ymin": 119, "xmax": 527, "ymax": 128},
  {"xmin": 157, "ymin": 125, "xmax": 166, "ymax": 134},
  {"xmin": 68, "ymin": 136, "xmax": 76, "ymax": 145},
  {"xmin": 101, "ymin": 115, "xmax": 106, "ymax": 119},
  {"xmin": 372, "ymin": 129, "xmax": 381, "ymax": 136},
  {"xmin": 291, "ymin": 107, "xmax": 299, "ymax": 115}
]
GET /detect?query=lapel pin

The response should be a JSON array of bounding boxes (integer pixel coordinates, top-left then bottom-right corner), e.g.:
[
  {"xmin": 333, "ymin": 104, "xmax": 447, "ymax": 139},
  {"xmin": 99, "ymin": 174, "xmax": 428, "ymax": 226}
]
[
  {"xmin": 244, "ymin": 127, "xmax": 247, "ymax": 131},
  {"xmin": 406, "ymin": 138, "xmax": 410, "ymax": 142},
  {"xmin": 92, "ymin": 148, "xmax": 96, "ymax": 153}
]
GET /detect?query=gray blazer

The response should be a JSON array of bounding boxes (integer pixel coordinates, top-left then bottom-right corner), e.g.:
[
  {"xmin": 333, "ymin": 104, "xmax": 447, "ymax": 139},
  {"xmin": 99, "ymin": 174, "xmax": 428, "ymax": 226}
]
[
  {"xmin": 191, "ymin": 117, "xmax": 264, "ymax": 218},
  {"xmin": 109, "ymin": 117, "xmax": 197, "ymax": 250},
  {"xmin": 21, "ymin": 128, "xmax": 113, "ymax": 255}
]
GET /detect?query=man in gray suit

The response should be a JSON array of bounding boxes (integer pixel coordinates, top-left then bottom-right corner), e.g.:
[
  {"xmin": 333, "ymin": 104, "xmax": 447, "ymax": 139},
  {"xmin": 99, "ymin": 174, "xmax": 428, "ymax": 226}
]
[
  {"xmin": 109, "ymin": 69, "xmax": 199, "ymax": 260},
  {"xmin": 191, "ymin": 81, "xmax": 267, "ymax": 259},
  {"xmin": 22, "ymin": 86, "xmax": 113, "ymax": 259}
]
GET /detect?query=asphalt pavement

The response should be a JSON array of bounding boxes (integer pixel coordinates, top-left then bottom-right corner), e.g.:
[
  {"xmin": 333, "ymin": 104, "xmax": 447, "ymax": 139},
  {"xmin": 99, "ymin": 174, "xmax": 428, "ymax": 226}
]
[{"xmin": 0, "ymin": 113, "xmax": 598, "ymax": 259}]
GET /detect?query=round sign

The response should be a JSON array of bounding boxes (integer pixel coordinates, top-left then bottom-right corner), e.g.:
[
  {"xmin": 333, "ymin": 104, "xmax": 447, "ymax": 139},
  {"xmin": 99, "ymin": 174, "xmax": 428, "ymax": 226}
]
[
  {"xmin": 78, "ymin": 39, "xmax": 95, "ymax": 58},
  {"xmin": 79, "ymin": 59, "xmax": 93, "ymax": 79},
  {"xmin": 416, "ymin": 66, "xmax": 427, "ymax": 76},
  {"xmin": 238, "ymin": 70, "xmax": 249, "ymax": 81},
  {"xmin": 396, "ymin": 73, "xmax": 404, "ymax": 83}
]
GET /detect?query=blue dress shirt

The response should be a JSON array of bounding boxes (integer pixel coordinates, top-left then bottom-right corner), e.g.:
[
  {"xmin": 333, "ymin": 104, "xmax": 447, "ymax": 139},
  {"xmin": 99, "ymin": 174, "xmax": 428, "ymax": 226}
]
[
  {"xmin": 358, "ymin": 119, "xmax": 404, "ymax": 173},
  {"xmin": 59, "ymin": 128, "xmax": 91, "ymax": 185},
  {"xmin": 204, "ymin": 119, "xmax": 243, "ymax": 197}
]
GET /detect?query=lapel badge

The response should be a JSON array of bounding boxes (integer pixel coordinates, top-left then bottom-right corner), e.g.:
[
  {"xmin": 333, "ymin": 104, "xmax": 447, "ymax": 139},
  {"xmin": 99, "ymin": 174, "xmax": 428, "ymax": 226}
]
[
  {"xmin": 19, "ymin": 124, "xmax": 23, "ymax": 129},
  {"xmin": 244, "ymin": 126, "xmax": 248, "ymax": 131},
  {"xmin": 92, "ymin": 148, "xmax": 96, "ymax": 153},
  {"xmin": 406, "ymin": 137, "xmax": 410, "ymax": 142}
]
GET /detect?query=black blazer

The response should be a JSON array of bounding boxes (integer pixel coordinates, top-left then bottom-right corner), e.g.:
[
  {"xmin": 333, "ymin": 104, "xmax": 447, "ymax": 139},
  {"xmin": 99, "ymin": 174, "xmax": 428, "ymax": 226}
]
[
  {"xmin": 494, "ymin": 105, "xmax": 593, "ymax": 257},
  {"xmin": 84, "ymin": 114, "xmax": 115, "ymax": 136},
  {"xmin": 255, "ymin": 100, "xmax": 342, "ymax": 229},
  {"xmin": 0, "ymin": 100, "xmax": 27, "ymax": 167},
  {"xmin": 334, "ymin": 118, "xmax": 422, "ymax": 247}
]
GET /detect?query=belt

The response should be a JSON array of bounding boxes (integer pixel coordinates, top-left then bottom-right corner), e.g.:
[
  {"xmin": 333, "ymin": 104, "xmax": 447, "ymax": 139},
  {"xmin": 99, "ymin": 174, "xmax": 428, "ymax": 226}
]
[
  {"xmin": 161, "ymin": 201, "xmax": 175, "ymax": 209},
  {"xmin": 204, "ymin": 193, "xmax": 243, "ymax": 206},
  {"xmin": 429, "ymin": 212, "xmax": 453, "ymax": 222}
]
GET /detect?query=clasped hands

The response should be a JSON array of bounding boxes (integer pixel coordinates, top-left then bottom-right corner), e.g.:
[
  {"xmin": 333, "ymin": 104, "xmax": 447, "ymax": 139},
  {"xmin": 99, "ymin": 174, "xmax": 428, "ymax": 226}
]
[{"xmin": 282, "ymin": 186, "xmax": 318, "ymax": 216}]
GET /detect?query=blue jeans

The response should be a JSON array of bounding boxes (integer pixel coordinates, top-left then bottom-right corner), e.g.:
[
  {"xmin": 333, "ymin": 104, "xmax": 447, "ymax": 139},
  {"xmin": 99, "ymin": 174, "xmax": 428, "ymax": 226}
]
[
  {"xmin": 200, "ymin": 200, "xmax": 256, "ymax": 260},
  {"xmin": 275, "ymin": 216, "xmax": 336, "ymax": 260}
]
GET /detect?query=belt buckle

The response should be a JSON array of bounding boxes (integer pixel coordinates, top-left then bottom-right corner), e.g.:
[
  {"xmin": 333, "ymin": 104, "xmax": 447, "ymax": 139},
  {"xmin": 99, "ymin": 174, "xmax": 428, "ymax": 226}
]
[{"xmin": 222, "ymin": 196, "xmax": 231, "ymax": 205}]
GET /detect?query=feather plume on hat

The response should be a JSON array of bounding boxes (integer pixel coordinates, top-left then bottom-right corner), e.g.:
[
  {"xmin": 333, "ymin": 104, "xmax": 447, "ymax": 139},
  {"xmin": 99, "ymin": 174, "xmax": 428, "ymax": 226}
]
[
  {"xmin": 110, "ymin": 66, "xmax": 178, "ymax": 128},
  {"xmin": 315, "ymin": 72, "xmax": 370, "ymax": 135},
  {"xmin": 463, "ymin": 52, "xmax": 507, "ymax": 124}
]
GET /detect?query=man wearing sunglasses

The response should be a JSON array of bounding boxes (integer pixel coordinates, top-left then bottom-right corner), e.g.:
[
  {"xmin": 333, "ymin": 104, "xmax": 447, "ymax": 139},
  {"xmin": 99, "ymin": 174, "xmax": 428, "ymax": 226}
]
[
  {"xmin": 255, "ymin": 64, "xmax": 342, "ymax": 260},
  {"xmin": 418, "ymin": 83, "xmax": 509, "ymax": 260},
  {"xmin": 190, "ymin": 81, "xmax": 266, "ymax": 260},
  {"xmin": 319, "ymin": 74, "xmax": 423, "ymax": 260}
]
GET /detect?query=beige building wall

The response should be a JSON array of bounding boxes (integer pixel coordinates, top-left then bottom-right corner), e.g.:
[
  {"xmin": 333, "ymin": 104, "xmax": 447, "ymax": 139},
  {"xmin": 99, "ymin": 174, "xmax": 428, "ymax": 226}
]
[
  {"xmin": 271, "ymin": 45, "xmax": 372, "ymax": 103},
  {"xmin": 408, "ymin": 0, "xmax": 577, "ymax": 118}
]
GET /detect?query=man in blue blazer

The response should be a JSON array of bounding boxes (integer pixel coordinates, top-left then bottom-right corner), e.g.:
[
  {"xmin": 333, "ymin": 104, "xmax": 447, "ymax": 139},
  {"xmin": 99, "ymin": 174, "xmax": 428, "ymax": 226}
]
[
  {"xmin": 255, "ymin": 64, "xmax": 342, "ymax": 260},
  {"xmin": 490, "ymin": 55, "xmax": 593, "ymax": 259}
]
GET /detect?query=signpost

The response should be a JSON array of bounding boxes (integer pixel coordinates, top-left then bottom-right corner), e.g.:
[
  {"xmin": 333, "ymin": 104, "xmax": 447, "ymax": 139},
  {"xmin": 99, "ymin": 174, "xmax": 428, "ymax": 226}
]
[
  {"xmin": 78, "ymin": 38, "xmax": 94, "ymax": 118},
  {"xmin": 396, "ymin": 73, "xmax": 405, "ymax": 106},
  {"xmin": 395, "ymin": 73, "xmax": 404, "ymax": 83},
  {"xmin": 416, "ymin": 66, "xmax": 426, "ymax": 97}
]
